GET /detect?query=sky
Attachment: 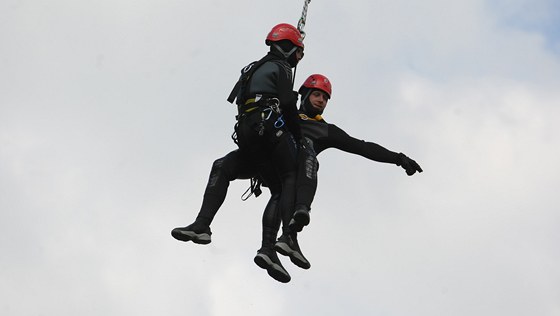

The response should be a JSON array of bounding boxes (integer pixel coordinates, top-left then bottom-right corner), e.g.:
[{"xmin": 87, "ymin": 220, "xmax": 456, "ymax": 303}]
[{"xmin": 1, "ymin": 0, "xmax": 560, "ymax": 315}]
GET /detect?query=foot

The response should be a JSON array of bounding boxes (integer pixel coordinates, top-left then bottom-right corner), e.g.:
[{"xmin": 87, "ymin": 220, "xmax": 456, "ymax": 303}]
[
  {"xmin": 254, "ymin": 246, "xmax": 291, "ymax": 283},
  {"xmin": 288, "ymin": 206, "xmax": 310, "ymax": 232},
  {"xmin": 274, "ymin": 233, "xmax": 310, "ymax": 269},
  {"xmin": 171, "ymin": 222, "xmax": 212, "ymax": 244}
]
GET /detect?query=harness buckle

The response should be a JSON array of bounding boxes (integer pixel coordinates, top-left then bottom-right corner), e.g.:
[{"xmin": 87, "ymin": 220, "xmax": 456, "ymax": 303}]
[{"xmin": 267, "ymin": 97, "xmax": 280, "ymax": 113}]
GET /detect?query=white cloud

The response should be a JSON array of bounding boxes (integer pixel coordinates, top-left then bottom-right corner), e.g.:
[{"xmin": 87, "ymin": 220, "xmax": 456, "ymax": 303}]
[{"xmin": 1, "ymin": 0, "xmax": 560, "ymax": 315}]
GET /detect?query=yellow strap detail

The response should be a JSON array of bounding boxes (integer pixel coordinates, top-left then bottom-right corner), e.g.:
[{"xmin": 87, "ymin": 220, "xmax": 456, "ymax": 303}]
[
  {"xmin": 299, "ymin": 113, "xmax": 323, "ymax": 121},
  {"xmin": 244, "ymin": 106, "xmax": 258, "ymax": 113},
  {"xmin": 245, "ymin": 98, "xmax": 257, "ymax": 105}
]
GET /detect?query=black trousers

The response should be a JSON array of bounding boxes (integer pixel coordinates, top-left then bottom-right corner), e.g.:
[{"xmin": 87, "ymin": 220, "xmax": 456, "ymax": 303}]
[{"xmin": 195, "ymin": 110, "xmax": 318, "ymax": 245}]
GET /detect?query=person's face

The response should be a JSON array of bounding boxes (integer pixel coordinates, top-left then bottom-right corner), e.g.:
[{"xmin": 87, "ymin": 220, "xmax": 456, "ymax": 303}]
[
  {"xmin": 295, "ymin": 47, "xmax": 304, "ymax": 62},
  {"xmin": 308, "ymin": 89, "xmax": 329, "ymax": 113}
]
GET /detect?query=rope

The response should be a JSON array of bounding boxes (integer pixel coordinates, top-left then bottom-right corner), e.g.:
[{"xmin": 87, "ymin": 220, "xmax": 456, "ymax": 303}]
[
  {"xmin": 293, "ymin": 0, "xmax": 311, "ymax": 86},
  {"xmin": 297, "ymin": 0, "xmax": 311, "ymax": 39}
]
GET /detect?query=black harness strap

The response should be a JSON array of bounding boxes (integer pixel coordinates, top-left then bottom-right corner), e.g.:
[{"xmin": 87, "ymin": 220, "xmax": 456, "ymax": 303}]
[
  {"xmin": 241, "ymin": 177, "xmax": 263, "ymax": 201},
  {"xmin": 227, "ymin": 54, "xmax": 275, "ymax": 105}
]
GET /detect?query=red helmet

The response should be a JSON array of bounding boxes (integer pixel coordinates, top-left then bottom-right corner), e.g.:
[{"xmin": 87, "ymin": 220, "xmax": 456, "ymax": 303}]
[
  {"xmin": 299, "ymin": 74, "xmax": 332, "ymax": 98},
  {"xmin": 266, "ymin": 23, "xmax": 304, "ymax": 48}
]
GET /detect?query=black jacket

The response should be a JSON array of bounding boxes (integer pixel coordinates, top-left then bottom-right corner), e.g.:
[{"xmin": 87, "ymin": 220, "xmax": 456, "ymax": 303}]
[
  {"xmin": 299, "ymin": 113, "xmax": 400, "ymax": 164},
  {"xmin": 238, "ymin": 52, "xmax": 301, "ymax": 141}
]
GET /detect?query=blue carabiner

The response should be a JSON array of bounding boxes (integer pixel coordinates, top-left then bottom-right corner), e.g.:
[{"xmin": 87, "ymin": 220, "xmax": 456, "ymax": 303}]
[{"xmin": 274, "ymin": 115, "xmax": 285, "ymax": 128}]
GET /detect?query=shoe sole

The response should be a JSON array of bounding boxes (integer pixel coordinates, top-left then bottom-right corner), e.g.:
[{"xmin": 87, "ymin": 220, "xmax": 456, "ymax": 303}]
[
  {"xmin": 274, "ymin": 242, "xmax": 311, "ymax": 269},
  {"xmin": 254, "ymin": 254, "xmax": 291, "ymax": 283},
  {"xmin": 171, "ymin": 229, "xmax": 211, "ymax": 245}
]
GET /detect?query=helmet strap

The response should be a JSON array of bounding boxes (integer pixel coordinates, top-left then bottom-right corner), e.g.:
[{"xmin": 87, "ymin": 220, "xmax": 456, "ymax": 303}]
[
  {"xmin": 272, "ymin": 43, "xmax": 298, "ymax": 59},
  {"xmin": 302, "ymin": 90, "xmax": 311, "ymax": 106}
]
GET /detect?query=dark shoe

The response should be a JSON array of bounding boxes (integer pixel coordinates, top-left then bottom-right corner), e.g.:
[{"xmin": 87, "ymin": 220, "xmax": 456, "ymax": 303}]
[
  {"xmin": 288, "ymin": 206, "xmax": 310, "ymax": 232},
  {"xmin": 254, "ymin": 246, "xmax": 291, "ymax": 283},
  {"xmin": 171, "ymin": 222, "xmax": 212, "ymax": 244},
  {"xmin": 274, "ymin": 233, "xmax": 310, "ymax": 269}
]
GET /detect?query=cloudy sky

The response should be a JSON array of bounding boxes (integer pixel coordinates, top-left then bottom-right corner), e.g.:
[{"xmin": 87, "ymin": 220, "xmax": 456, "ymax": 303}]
[{"xmin": 1, "ymin": 0, "xmax": 559, "ymax": 315}]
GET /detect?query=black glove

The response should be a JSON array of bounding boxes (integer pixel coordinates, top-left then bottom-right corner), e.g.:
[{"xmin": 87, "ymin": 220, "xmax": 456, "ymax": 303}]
[
  {"xmin": 397, "ymin": 153, "xmax": 423, "ymax": 176},
  {"xmin": 291, "ymin": 90, "xmax": 300, "ymax": 104}
]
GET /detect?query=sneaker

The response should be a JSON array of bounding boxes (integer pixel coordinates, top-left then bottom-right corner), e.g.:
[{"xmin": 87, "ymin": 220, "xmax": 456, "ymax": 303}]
[
  {"xmin": 171, "ymin": 222, "xmax": 212, "ymax": 245},
  {"xmin": 274, "ymin": 233, "xmax": 310, "ymax": 269},
  {"xmin": 288, "ymin": 206, "xmax": 310, "ymax": 232},
  {"xmin": 254, "ymin": 246, "xmax": 291, "ymax": 283}
]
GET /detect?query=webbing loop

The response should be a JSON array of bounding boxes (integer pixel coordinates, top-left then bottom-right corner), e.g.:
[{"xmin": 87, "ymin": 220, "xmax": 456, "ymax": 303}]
[{"xmin": 241, "ymin": 177, "xmax": 263, "ymax": 201}]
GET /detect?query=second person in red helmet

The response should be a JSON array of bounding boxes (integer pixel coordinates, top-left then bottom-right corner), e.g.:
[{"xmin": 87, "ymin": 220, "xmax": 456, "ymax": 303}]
[{"xmin": 172, "ymin": 69, "xmax": 422, "ymax": 283}]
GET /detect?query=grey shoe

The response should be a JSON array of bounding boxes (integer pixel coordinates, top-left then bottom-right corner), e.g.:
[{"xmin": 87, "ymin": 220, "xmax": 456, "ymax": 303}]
[
  {"xmin": 288, "ymin": 206, "xmax": 310, "ymax": 232},
  {"xmin": 254, "ymin": 246, "xmax": 291, "ymax": 283},
  {"xmin": 171, "ymin": 222, "xmax": 212, "ymax": 244},
  {"xmin": 274, "ymin": 233, "xmax": 310, "ymax": 269}
]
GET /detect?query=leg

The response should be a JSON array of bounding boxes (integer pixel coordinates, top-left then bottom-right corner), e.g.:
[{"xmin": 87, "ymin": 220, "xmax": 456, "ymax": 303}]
[
  {"xmin": 269, "ymin": 149, "xmax": 312, "ymax": 270},
  {"xmin": 269, "ymin": 133, "xmax": 299, "ymax": 233},
  {"xmin": 196, "ymin": 150, "xmax": 250, "ymax": 226},
  {"xmin": 253, "ymin": 187, "xmax": 291, "ymax": 283},
  {"xmin": 290, "ymin": 137, "xmax": 319, "ymax": 232},
  {"xmin": 171, "ymin": 150, "xmax": 254, "ymax": 244},
  {"xmin": 265, "ymin": 133, "xmax": 311, "ymax": 269},
  {"xmin": 272, "ymin": 171, "xmax": 311, "ymax": 269}
]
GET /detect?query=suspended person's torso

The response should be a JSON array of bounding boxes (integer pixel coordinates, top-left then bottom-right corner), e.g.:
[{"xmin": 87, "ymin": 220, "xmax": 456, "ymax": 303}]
[{"xmin": 245, "ymin": 60, "xmax": 292, "ymax": 98}]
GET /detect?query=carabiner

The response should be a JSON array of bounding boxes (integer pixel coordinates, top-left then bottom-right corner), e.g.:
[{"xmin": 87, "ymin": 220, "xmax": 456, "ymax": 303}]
[
  {"xmin": 274, "ymin": 115, "xmax": 285, "ymax": 128},
  {"xmin": 262, "ymin": 108, "xmax": 273, "ymax": 121}
]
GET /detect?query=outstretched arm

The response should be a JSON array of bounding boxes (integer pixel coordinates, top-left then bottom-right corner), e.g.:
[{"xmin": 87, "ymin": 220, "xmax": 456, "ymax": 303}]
[{"xmin": 323, "ymin": 124, "xmax": 423, "ymax": 175}]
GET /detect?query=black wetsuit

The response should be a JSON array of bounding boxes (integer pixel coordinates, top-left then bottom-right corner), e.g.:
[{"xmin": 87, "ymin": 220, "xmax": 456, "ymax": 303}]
[
  {"xmin": 293, "ymin": 113, "xmax": 401, "ymax": 209},
  {"xmin": 230, "ymin": 51, "xmax": 301, "ymax": 247},
  {"xmin": 194, "ymin": 110, "xmax": 402, "ymax": 241}
]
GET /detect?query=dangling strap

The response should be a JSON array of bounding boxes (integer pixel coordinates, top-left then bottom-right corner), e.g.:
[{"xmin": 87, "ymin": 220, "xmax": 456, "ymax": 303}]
[
  {"xmin": 231, "ymin": 122, "xmax": 239, "ymax": 144},
  {"xmin": 241, "ymin": 177, "xmax": 263, "ymax": 201}
]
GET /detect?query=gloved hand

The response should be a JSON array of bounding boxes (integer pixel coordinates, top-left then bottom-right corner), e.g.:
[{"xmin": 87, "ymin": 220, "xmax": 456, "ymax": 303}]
[
  {"xmin": 397, "ymin": 153, "xmax": 423, "ymax": 176},
  {"xmin": 286, "ymin": 91, "xmax": 299, "ymax": 108},
  {"xmin": 292, "ymin": 90, "xmax": 300, "ymax": 101}
]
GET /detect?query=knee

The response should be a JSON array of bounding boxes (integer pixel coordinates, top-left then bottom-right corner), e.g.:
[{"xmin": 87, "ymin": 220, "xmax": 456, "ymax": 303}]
[
  {"xmin": 212, "ymin": 155, "xmax": 239, "ymax": 181},
  {"xmin": 269, "ymin": 190, "xmax": 281, "ymax": 200},
  {"xmin": 210, "ymin": 157, "xmax": 226, "ymax": 176},
  {"xmin": 304, "ymin": 155, "xmax": 319, "ymax": 180},
  {"xmin": 266, "ymin": 181, "xmax": 282, "ymax": 194}
]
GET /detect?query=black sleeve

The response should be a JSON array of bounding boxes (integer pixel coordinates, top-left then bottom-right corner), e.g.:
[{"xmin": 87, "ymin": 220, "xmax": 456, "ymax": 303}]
[
  {"xmin": 276, "ymin": 64, "xmax": 302, "ymax": 141},
  {"xmin": 322, "ymin": 124, "xmax": 401, "ymax": 164}
]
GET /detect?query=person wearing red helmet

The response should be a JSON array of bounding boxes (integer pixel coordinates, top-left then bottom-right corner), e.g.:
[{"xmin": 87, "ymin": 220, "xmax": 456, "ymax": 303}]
[
  {"xmin": 228, "ymin": 23, "xmax": 307, "ymax": 282},
  {"xmin": 229, "ymin": 23, "xmax": 305, "ymax": 283},
  {"xmin": 283, "ymin": 74, "xmax": 332, "ymax": 233},
  {"xmin": 264, "ymin": 23, "xmax": 304, "ymax": 67},
  {"xmin": 172, "ymin": 72, "xmax": 422, "ymax": 283}
]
